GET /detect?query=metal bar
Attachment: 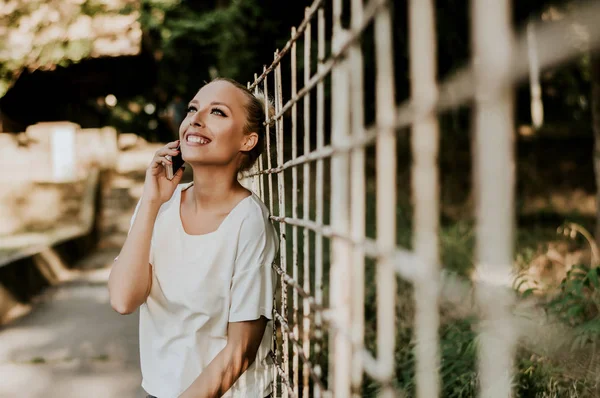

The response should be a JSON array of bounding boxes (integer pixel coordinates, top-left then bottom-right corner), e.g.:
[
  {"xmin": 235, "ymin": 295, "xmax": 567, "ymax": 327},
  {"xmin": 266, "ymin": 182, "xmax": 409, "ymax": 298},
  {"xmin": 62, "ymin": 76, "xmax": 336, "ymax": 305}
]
[
  {"xmin": 257, "ymin": 155, "xmax": 264, "ymax": 199},
  {"xmin": 430, "ymin": 0, "xmax": 600, "ymax": 122},
  {"xmin": 271, "ymin": 215, "xmax": 445, "ymax": 289},
  {"xmin": 472, "ymin": 0, "xmax": 517, "ymax": 397},
  {"xmin": 510, "ymin": 1, "xmax": 600, "ymax": 90},
  {"xmin": 272, "ymin": 263, "xmax": 328, "ymax": 314},
  {"xmin": 269, "ymin": 215, "xmax": 382, "ymax": 259},
  {"xmin": 245, "ymin": 80, "xmax": 259, "ymax": 195},
  {"xmin": 302, "ymin": 7, "xmax": 312, "ymax": 398},
  {"xmin": 409, "ymin": 1, "xmax": 441, "ymax": 397},
  {"xmin": 274, "ymin": 51, "xmax": 290, "ymax": 398},
  {"xmin": 274, "ymin": 301, "xmax": 402, "ymax": 396},
  {"xmin": 249, "ymin": 0, "xmax": 324, "ymax": 91},
  {"xmin": 235, "ymin": 3, "xmax": 600, "ymax": 397},
  {"xmin": 349, "ymin": 0, "xmax": 366, "ymax": 395},
  {"xmin": 263, "ymin": 0, "xmax": 389, "ymax": 127},
  {"xmin": 247, "ymin": 145, "xmax": 331, "ymax": 176},
  {"xmin": 252, "ymin": 72, "xmax": 265, "ymax": 200},
  {"xmin": 263, "ymin": 66, "xmax": 275, "ymax": 216},
  {"xmin": 270, "ymin": 351, "xmax": 297, "ymax": 398},
  {"xmin": 330, "ymin": 0, "xmax": 352, "ymax": 395},
  {"xmin": 248, "ymin": 0, "xmax": 600, "ymax": 137},
  {"xmin": 274, "ymin": 311, "xmax": 328, "ymax": 392},
  {"xmin": 290, "ymin": 26, "xmax": 300, "ymax": 398},
  {"xmin": 374, "ymin": 2, "xmax": 396, "ymax": 397},
  {"xmin": 314, "ymin": 7, "xmax": 326, "ymax": 397},
  {"xmin": 250, "ymin": 0, "xmax": 393, "ymax": 94},
  {"xmin": 242, "ymin": 0, "xmax": 600, "ymax": 177},
  {"xmin": 260, "ymin": 67, "xmax": 278, "ymax": 398}
]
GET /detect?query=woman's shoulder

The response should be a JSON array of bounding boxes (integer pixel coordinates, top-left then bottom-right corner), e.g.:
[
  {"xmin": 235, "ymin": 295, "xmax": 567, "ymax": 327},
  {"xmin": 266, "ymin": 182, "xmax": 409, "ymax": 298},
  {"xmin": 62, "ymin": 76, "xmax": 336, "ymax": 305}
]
[
  {"xmin": 235, "ymin": 193, "xmax": 275, "ymax": 235},
  {"xmin": 244, "ymin": 192, "xmax": 272, "ymax": 221},
  {"xmin": 235, "ymin": 193, "xmax": 279, "ymax": 252}
]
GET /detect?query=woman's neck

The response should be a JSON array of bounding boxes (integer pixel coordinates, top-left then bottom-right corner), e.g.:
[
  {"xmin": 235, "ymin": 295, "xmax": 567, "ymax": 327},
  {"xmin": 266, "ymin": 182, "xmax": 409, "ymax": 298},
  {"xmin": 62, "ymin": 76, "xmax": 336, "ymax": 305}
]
[{"xmin": 188, "ymin": 165, "xmax": 243, "ymax": 210}]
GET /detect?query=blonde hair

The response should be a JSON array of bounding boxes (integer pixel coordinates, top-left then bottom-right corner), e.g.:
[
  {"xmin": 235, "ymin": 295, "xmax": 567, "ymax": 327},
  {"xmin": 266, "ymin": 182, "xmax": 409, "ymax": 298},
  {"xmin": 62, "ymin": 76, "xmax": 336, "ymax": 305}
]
[{"xmin": 207, "ymin": 77, "xmax": 275, "ymax": 171}]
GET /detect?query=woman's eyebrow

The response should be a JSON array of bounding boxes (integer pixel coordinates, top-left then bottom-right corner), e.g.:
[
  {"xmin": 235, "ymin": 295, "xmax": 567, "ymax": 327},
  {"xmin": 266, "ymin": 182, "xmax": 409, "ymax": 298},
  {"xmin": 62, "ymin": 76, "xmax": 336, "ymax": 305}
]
[
  {"xmin": 210, "ymin": 101, "xmax": 231, "ymax": 111},
  {"xmin": 188, "ymin": 100, "xmax": 232, "ymax": 111}
]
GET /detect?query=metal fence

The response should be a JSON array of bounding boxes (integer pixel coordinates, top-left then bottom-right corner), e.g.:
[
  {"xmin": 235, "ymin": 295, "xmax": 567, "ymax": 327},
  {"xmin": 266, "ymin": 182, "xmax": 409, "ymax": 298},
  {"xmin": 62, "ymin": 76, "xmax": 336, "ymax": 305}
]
[{"xmin": 240, "ymin": 0, "xmax": 600, "ymax": 397}]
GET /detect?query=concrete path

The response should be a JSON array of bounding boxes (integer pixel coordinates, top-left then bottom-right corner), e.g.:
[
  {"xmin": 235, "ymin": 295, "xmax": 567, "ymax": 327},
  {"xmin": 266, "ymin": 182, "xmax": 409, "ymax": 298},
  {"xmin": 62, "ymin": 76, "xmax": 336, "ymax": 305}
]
[{"xmin": 0, "ymin": 144, "xmax": 164, "ymax": 398}]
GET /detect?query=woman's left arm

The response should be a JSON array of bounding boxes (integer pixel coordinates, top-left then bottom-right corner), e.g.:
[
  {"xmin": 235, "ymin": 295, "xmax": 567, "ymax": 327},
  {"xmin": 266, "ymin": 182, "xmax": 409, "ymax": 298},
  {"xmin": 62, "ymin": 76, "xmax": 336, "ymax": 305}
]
[{"xmin": 179, "ymin": 317, "xmax": 268, "ymax": 398}]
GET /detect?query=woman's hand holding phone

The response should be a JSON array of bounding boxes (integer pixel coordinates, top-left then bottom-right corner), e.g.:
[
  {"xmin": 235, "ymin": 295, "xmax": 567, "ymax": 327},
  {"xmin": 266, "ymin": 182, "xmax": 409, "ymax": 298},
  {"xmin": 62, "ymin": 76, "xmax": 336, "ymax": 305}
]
[{"xmin": 143, "ymin": 140, "xmax": 185, "ymax": 205}]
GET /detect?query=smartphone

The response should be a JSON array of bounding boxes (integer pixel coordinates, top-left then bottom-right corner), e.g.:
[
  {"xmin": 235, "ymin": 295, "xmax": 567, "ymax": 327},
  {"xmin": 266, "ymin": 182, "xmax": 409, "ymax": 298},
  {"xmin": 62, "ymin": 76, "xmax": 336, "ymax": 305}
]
[{"xmin": 166, "ymin": 146, "xmax": 185, "ymax": 180}]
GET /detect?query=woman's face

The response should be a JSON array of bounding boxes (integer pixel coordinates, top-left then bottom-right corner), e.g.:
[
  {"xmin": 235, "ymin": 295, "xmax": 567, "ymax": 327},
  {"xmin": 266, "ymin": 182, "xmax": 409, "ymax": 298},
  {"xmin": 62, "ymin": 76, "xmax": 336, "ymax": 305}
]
[{"xmin": 179, "ymin": 81, "xmax": 255, "ymax": 168}]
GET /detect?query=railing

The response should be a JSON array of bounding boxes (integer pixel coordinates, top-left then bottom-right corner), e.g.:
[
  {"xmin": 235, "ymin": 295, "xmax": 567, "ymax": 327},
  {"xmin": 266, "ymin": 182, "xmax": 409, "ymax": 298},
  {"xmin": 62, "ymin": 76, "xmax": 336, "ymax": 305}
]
[{"xmin": 241, "ymin": 0, "xmax": 600, "ymax": 396}]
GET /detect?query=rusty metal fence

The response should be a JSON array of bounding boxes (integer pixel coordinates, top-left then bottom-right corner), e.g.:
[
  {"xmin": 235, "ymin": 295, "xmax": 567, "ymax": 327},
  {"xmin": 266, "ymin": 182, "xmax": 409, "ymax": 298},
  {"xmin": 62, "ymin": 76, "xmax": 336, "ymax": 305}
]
[{"xmin": 240, "ymin": 0, "xmax": 600, "ymax": 397}]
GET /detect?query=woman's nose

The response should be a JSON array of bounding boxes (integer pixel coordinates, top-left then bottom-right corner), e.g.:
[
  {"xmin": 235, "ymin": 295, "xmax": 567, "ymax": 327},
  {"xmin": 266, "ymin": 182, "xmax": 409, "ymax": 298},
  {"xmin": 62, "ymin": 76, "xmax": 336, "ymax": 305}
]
[{"xmin": 190, "ymin": 112, "xmax": 204, "ymax": 127}]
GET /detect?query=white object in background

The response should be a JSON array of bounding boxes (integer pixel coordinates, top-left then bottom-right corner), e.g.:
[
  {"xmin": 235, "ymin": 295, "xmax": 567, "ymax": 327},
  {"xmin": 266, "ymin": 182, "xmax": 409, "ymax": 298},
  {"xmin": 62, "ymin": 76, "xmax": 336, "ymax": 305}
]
[
  {"xmin": 51, "ymin": 125, "xmax": 76, "ymax": 181},
  {"xmin": 528, "ymin": 20, "xmax": 544, "ymax": 129}
]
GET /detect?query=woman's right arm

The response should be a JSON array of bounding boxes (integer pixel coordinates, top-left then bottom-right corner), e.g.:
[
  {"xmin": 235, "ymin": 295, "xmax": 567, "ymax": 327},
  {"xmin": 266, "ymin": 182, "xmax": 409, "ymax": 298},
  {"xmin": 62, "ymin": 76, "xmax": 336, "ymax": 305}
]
[
  {"xmin": 108, "ymin": 140, "xmax": 184, "ymax": 314},
  {"xmin": 108, "ymin": 199, "xmax": 160, "ymax": 315}
]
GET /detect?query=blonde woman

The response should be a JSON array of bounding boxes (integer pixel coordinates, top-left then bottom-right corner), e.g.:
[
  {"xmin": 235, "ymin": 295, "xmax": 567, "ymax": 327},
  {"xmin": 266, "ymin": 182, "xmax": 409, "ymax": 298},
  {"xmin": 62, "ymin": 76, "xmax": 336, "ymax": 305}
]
[{"xmin": 109, "ymin": 78, "xmax": 278, "ymax": 398}]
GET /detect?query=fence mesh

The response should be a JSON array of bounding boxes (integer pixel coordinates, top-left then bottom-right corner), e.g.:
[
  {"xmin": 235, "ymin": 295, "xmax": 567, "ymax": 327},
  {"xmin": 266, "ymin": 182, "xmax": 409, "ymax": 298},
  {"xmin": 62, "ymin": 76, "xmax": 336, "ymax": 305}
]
[{"xmin": 240, "ymin": 0, "xmax": 600, "ymax": 396}]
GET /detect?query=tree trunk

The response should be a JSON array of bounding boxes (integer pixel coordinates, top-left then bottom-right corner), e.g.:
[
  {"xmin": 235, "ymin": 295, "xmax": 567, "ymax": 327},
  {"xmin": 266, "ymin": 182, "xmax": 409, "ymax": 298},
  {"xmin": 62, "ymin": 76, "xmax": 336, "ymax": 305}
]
[{"xmin": 593, "ymin": 51, "xmax": 600, "ymax": 250}]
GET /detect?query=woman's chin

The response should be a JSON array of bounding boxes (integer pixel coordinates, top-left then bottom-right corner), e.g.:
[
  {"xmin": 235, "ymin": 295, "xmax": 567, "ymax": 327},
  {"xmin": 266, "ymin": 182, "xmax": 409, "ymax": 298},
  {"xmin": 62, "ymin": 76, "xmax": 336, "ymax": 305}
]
[
  {"xmin": 182, "ymin": 159, "xmax": 203, "ymax": 166},
  {"xmin": 180, "ymin": 154, "xmax": 206, "ymax": 164},
  {"xmin": 182, "ymin": 159, "xmax": 220, "ymax": 168}
]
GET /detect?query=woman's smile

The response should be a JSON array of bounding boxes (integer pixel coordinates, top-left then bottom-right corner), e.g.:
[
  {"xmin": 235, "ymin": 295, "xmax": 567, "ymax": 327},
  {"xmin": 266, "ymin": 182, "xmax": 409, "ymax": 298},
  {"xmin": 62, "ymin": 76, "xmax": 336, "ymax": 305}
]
[{"xmin": 184, "ymin": 132, "xmax": 212, "ymax": 146}]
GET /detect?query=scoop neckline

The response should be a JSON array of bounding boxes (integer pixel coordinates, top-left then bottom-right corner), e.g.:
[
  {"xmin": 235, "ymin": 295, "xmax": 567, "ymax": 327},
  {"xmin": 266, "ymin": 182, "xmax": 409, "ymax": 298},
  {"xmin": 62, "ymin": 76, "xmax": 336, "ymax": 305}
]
[{"xmin": 177, "ymin": 182, "xmax": 253, "ymax": 237}]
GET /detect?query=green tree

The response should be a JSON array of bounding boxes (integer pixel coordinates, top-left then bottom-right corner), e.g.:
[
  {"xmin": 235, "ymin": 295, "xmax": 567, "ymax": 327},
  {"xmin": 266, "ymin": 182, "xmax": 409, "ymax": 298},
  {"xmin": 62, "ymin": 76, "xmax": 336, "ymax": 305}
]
[{"xmin": 140, "ymin": 0, "xmax": 307, "ymax": 100}]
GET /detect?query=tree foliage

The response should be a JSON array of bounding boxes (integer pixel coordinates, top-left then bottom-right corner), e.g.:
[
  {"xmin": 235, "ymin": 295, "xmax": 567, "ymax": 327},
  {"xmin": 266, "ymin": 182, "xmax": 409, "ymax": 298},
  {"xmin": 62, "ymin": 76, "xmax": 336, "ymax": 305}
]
[
  {"xmin": 0, "ymin": 0, "xmax": 140, "ymax": 97},
  {"xmin": 140, "ymin": 0, "xmax": 307, "ymax": 100}
]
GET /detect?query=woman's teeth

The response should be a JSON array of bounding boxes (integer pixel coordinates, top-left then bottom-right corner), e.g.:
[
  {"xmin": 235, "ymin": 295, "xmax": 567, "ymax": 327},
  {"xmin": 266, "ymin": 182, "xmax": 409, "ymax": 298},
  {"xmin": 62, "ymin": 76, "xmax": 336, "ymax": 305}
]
[{"xmin": 187, "ymin": 135, "xmax": 209, "ymax": 144}]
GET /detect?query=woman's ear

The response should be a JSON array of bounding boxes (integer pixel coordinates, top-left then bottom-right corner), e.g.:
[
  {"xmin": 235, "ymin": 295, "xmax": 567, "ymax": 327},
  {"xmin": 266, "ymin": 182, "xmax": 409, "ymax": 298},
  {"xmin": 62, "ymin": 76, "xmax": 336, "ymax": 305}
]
[{"xmin": 241, "ymin": 132, "xmax": 259, "ymax": 152}]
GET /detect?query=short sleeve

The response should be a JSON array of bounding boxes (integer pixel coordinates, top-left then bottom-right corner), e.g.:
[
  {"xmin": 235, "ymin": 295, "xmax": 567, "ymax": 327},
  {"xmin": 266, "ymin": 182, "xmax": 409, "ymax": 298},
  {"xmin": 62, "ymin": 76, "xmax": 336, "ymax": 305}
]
[{"xmin": 229, "ymin": 211, "xmax": 278, "ymax": 322}]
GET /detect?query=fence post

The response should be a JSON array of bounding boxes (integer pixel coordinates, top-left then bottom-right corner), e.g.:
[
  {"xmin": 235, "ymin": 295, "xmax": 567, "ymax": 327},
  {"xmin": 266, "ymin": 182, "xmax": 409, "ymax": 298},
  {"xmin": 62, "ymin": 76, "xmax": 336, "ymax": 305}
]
[
  {"xmin": 330, "ymin": 1, "xmax": 352, "ymax": 396},
  {"xmin": 409, "ymin": 0, "xmax": 441, "ymax": 396},
  {"xmin": 472, "ymin": 0, "xmax": 517, "ymax": 397},
  {"xmin": 290, "ymin": 26, "xmax": 300, "ymax": 398},
  {"xmin": 374, "ymin": 3, "xmax": 397, "ymax": 397},
  {"xmin": 274, "ymin": 51, "xmax": 291, "ymax": 398},
  {"xmin": 349, "ymin": 0, "xmax": 366, "ymax": 396},
  {"xmin": 313, "ymin": 7, "xmax": 326, "ymax": 398},
  {"xmin": 301, "ymin": 8, "xmax": 313, "ymax": 398}
]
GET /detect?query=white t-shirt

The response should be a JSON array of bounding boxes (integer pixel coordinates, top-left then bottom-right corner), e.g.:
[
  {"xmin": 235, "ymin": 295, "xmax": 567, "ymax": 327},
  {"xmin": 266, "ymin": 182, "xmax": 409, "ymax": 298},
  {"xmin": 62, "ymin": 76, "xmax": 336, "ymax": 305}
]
[{"xmin": 128, "ymin": 182, "xmax": 278, "ymax": 398}]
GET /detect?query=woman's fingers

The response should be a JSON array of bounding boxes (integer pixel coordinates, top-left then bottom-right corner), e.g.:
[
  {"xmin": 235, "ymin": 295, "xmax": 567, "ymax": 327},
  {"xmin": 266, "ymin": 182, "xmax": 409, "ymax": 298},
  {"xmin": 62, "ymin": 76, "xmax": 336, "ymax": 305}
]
[
  {"xmin": 156, "ymin": 147, "xmax": 180, "ymax": 157},
  {"xmin": 166, "ymin": 140, "xmax": 180, "ymax": 149},
  {"xmin": 149, "ymin": 141, "xmax": 180, "ymax": 174},
  {"xmin": 150, "ymin": 155, "xmax": 172, "ymax": 174},
  {"xmin": 153, "ymin": 155, "xmax": 172, "ymax": 166}
]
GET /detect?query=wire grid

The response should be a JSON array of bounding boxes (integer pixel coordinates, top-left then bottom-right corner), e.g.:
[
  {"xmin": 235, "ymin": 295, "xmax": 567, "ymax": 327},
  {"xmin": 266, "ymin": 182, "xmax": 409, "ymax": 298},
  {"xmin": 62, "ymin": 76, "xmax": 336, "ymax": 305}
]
[{"xmin": 240, "ymin": 0, "xmax": 600, "ymax": 397}]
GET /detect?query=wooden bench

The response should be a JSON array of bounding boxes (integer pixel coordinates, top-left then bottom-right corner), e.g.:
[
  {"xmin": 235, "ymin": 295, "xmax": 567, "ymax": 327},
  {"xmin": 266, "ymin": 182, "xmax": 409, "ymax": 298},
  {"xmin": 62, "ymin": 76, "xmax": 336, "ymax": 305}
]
[{"xmin": 0, "ymin": 168, "xmax": 100, "ymax": 268}]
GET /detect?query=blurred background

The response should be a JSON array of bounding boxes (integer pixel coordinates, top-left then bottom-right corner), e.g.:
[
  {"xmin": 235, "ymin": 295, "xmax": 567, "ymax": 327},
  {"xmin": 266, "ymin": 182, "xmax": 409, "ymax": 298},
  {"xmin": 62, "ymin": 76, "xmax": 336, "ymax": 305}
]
[{"xmin": 0, "ymin": 0, "xmax": 600, "ymax": 397}]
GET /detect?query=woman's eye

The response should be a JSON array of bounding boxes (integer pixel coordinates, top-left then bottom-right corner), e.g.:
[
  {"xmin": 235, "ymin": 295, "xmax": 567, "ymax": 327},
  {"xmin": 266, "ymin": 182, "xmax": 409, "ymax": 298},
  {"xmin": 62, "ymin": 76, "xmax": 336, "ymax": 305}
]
[
  {"xmin": 211, "ymin": 108, "xmax": 226, "ymax": 116},
  {"xmin": 187, "ymin": 106, "xmax": 197, "ymax": 113}
]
